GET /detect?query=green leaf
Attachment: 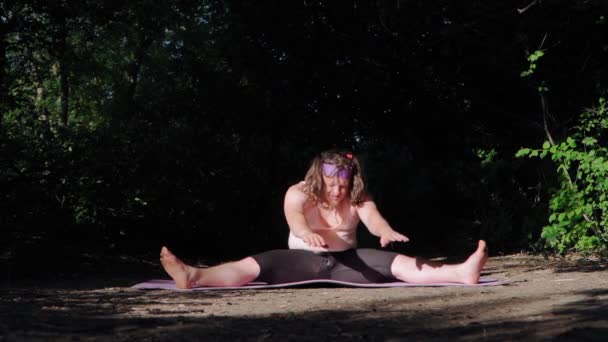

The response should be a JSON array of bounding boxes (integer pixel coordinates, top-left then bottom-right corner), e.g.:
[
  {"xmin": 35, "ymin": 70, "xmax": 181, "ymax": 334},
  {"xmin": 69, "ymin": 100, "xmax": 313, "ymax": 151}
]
[
  {"xmin": 528, "ymin": 50, "xmax": 545, "ymax": 62},
  {"xmin": 516, "ymin": 148, "xmax": 531, "ymax": 157},
  {"xmin": 582, "ymin": 137, "xmax": 597, "ymax": 146}
]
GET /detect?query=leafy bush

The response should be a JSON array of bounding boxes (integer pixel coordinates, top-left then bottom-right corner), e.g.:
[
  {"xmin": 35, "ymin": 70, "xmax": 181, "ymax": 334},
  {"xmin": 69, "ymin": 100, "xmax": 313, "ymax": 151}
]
[{"xmin": 517, "ymin": 98, "xmax": 608, "ymax": 254}]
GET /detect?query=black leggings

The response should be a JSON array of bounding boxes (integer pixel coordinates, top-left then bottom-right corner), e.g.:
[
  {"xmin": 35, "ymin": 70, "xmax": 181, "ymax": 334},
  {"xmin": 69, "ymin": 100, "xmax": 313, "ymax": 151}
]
[{"xmin": 250, "ymin": 249, "xmax": 400, "ymax": 284}]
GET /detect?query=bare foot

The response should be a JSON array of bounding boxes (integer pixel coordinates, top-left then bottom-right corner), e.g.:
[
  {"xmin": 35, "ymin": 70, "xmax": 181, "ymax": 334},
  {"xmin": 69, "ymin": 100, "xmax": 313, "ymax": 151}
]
[
  {"xmin": 458, "ymin": 240, "xmax": 489, "ymax": 284},
  {"xmin": 160, "ymin": 246, "xmax": 195, "ymax": 289}
]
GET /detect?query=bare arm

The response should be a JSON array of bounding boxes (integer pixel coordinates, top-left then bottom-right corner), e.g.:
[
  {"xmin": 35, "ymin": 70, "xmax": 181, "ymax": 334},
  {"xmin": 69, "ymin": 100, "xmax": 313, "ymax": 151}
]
[
  {"xmin": 357, "ymin": 195, "xmax": 409, "ymax": 247},
  {"xmin": 283, "ymin": 184, "xmax": 327, "ymax": 247}
]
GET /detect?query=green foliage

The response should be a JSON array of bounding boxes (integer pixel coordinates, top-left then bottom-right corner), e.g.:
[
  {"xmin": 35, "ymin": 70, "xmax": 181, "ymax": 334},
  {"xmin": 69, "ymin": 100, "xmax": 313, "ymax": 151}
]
[
  {"xmin": 520, "ymin": 50, "xmax": 545, "ymax": 78},
  {"xmin": 2, "ymin": 0, "xmax": 607, "ymax": 258},
  {"xmin": 517, "ymin": 98, "xmax": 608, "ymax": 254},
  {"xmin": 476, "ymin": 148, "xmax": 497, "ymax": 167}
]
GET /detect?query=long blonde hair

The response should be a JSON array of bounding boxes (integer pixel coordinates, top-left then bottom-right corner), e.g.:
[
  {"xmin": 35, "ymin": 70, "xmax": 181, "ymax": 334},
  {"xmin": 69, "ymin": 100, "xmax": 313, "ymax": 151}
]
[{"xmin": 303, "ymin": 149, "xmax": 366, "ymax": 206}]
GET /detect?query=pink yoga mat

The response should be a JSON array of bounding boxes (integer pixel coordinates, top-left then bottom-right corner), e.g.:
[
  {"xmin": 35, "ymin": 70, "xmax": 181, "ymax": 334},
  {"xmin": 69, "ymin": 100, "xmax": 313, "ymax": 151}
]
[{"xmin": 132, "ymin": 277, "xmax": 509, "ymax": 291}]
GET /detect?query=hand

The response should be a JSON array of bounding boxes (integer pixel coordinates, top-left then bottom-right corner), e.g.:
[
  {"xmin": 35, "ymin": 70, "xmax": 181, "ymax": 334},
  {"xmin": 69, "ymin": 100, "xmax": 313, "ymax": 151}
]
[
  {"xmin": 380, "ymin": 230, "xmax": 409, "ymax": 248},
  {"xmin": 302, "ymin": 232, "xmax": 328, "ymax": 248}
]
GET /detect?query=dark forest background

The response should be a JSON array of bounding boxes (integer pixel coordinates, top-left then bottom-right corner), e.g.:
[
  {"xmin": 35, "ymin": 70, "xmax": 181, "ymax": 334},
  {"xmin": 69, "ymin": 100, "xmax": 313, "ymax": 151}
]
[{"xmin": 1, "ymin": 0, "xmax": 607, "ymax": 276}]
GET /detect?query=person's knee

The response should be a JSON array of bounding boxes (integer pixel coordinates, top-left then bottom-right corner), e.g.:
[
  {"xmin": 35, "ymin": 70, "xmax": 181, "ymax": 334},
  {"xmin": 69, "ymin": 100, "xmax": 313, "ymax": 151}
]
[
  {"xmin": 389, "ymin": 255, "xmax": 408, "ymax": 280},
  {"xmin": 237, "ymin": 257, "xmax": 261, "ymax": 276}
]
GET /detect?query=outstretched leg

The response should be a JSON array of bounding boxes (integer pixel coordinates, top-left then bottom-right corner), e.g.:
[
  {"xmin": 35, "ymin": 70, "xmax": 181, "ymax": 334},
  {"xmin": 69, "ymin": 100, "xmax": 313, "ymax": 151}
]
[
  {"xmin": 160, "ymin": 246, "xmax": 260, "ymax": 289},
  {"xmin": 391, "ymin": 240, "xmax": 488, "ymax": 284}
]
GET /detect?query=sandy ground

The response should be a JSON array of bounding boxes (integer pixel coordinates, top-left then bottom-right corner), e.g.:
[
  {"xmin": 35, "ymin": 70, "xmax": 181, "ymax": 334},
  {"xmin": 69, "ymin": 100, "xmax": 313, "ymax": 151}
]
[{"xmin": 1, "ymin": 253, "xmax": 607, "ymax": 341}]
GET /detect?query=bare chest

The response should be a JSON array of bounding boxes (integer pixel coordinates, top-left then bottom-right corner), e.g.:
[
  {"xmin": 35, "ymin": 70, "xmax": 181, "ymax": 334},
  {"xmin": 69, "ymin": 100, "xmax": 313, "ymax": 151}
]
[{"xmin": 303, "ymin": 202, "xmax": 358, "ymax": 231}]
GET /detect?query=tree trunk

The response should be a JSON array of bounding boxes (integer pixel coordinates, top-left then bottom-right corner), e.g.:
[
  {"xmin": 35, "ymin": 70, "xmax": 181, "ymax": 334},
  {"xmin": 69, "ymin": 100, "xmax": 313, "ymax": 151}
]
[
  {"xmin": 0, "ymin": 36, "xmax": 8, "ymax": 132},
  {"xmin": 58, "ymin": 17, "xmax": 69, "ymax": 126},
  {"xmin": 59, "ymin": 58, "xmax": 69, "ymax": 125},
  {"xmin": 126, "ymin": 31, "xmax": 152, "ymax": 116},
  {"xmin": 0, "ymin": 29, "xmax": 7, "ymax": 130}
]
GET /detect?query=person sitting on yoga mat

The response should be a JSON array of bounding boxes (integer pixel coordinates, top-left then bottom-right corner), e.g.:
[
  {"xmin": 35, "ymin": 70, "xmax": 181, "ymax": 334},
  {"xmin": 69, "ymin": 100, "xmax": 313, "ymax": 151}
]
[
  {"xmin": 160, "ymin": 149, "xmax": 489, "ymax": 288},
  {"xmin": 285, "ymin": 149, "xmax": 409, "ymax": 252}
]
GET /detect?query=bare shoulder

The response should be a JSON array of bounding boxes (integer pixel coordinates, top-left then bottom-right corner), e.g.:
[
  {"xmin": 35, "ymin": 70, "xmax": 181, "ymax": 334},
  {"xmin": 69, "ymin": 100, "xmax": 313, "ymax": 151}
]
[
  {"xmin": 356, "ymin": 192, "xmax": 378, "ymax": 214},
  {"xmin": 284, "ymin": 182, "xmax": 310, "ymax": 205}
]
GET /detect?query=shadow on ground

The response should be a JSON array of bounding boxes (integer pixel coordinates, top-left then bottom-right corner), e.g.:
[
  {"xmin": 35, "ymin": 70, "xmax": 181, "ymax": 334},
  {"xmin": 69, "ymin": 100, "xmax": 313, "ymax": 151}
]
[{"xmin": 1, "ymin": 286, "xmax": 606, "ymax": 341}]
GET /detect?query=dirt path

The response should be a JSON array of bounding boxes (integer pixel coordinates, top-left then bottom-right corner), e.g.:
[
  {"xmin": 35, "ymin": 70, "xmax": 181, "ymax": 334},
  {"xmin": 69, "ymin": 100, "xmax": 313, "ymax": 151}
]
[{"xmin": 1, "ymin": 254, "xmax": 607, "ymax": 341}]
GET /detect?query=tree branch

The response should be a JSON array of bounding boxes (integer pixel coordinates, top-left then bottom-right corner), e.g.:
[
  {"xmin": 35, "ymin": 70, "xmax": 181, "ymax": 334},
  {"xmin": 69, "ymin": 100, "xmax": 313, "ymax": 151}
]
[
  {"xmin": 542, "ymin": 92, "xmax": 595, "ymax": 225},
  {"xmin": 517, "ymin": 0, "xmax": 540, "ymax": 14}
]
